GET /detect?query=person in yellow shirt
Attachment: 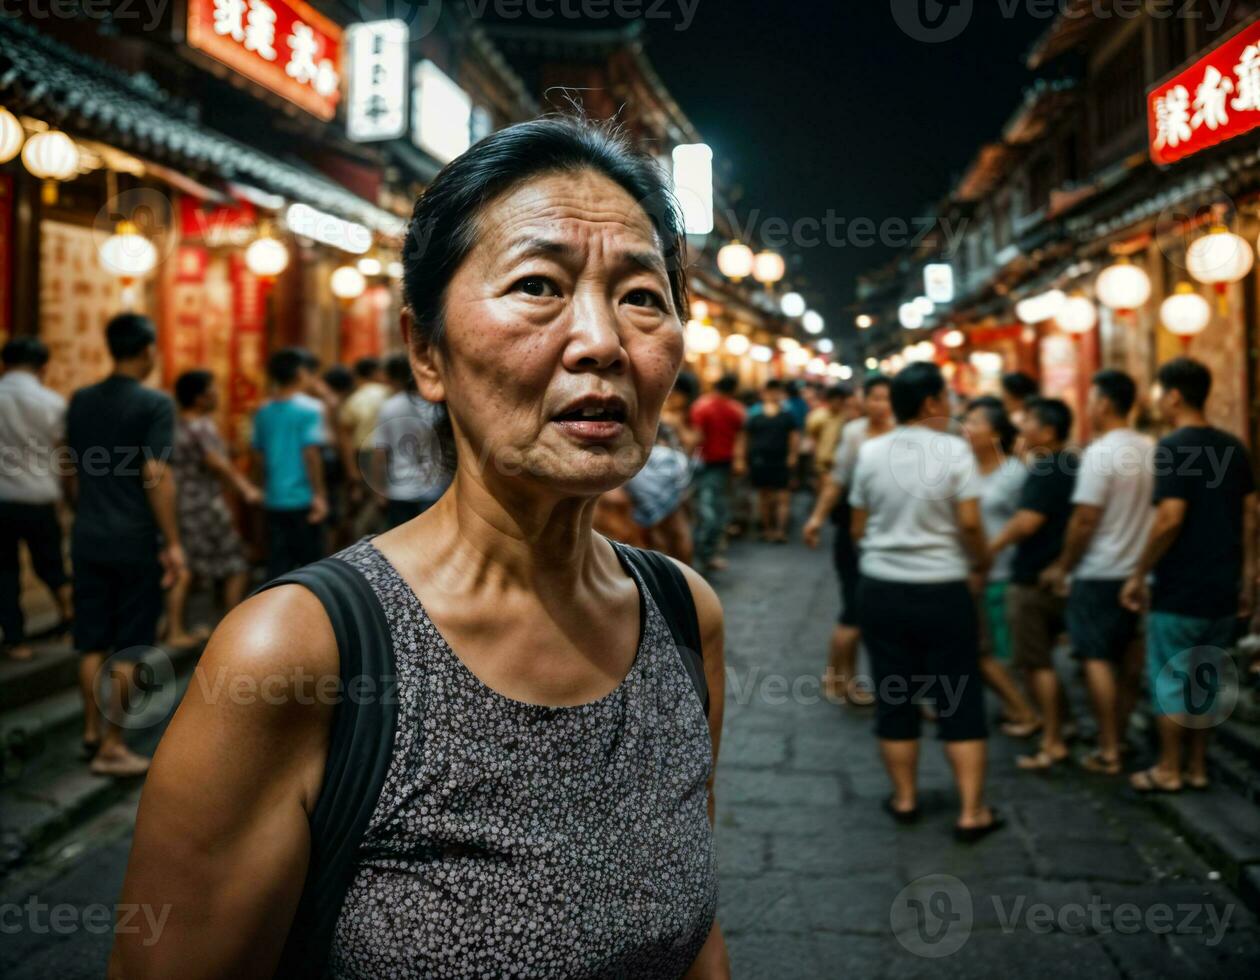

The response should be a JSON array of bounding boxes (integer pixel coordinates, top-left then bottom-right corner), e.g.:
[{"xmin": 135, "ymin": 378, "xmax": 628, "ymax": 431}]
[{"xmin": 805, "ymin": 384, "xmax": 858, "ymax": 487}]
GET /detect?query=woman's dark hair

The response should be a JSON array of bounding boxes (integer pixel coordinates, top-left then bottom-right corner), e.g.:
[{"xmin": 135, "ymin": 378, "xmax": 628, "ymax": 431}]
[
  {"xmin": 966, "ymin": 395, "xmax": 1017, "ymax": 455},
  {"xmin": 401, "ymin": 116, "xmax": 688, "ymax": 351},
  {"xmin": 105, "ymin": 314, "xmax": 157, "ymax": 360},
  {"xmin": 174, "ymin": 369, "xmax": 214, "ymax": 409},
  {"xmin": 890, "ymin": 362, "xmax": 945, "ymax": 423},
  {"xmin": 1157, "ymin": 357, "xmax": 1211, "ymax": 410},
  {"xmin": 399, "ymin": 116, "xmax": 687, "ymax": 476}
]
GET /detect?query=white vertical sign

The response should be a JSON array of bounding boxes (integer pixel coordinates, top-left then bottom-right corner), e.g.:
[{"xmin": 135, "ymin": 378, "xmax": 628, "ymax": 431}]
[
  {"xmin": 924, "ymin": 263, "xmax": 955, "ymax": 305},
  {"xmin": 671, "ymin": 143, "xmax": 713, "ymax": 235},
  {"xmin": 412, "ymin": 60, "xmax": 472, "ymax": 163},
  {"xmin": 346, "ymin": 20, "xmax": 409, "ymax": 143}
]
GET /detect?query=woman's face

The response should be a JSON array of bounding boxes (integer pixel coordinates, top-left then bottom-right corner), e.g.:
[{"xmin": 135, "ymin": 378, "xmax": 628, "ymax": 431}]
[
  {"xmin": 417, "ymin": 170, "xmax": 684, "ymax": 496},
  {"xmin": 963, "ymin": 407, "xmax": 995, "ymax": 453}
]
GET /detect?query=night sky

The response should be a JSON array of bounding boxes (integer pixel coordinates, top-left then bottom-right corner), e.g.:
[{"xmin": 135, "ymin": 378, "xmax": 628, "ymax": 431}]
[{"xmin": 639, "ymin": 1, "xmax": 1052, "ymax": 342}]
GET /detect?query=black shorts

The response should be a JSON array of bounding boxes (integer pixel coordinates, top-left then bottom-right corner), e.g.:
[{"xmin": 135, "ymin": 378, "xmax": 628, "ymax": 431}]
[
  {"xmin": 749, "ymin": 463, "xmax": 790, "ymax": 490},
  {"xmin": 1067, "ymin": 578, "xmax": 1140, "ymax": 662},
  {"xmin": 833, "ymin": 532, "xmax": 861, "ymax": 627},
  {"xmin": 72, "ymin": 553, "xmax": 163, "ymax": 655},
  {"xmin": 857, "ymin": 576, "xmax": 988, "ymax": 742}
]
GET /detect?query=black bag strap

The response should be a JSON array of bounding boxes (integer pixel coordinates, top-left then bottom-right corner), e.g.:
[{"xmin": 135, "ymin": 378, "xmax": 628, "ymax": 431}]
[
  {"xmin": 613, "ymin": 543, "xmax": 709, "ymax": 717},
  {"xmin": 251, "ymin": 556, "xmax": 399, "ymax": 980}
]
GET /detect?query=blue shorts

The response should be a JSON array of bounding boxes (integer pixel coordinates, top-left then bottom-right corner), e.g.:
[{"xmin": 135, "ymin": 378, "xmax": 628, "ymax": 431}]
[{"xmin": 1146, "ymin": 611, "xmax": 1236, "ymax": 720}]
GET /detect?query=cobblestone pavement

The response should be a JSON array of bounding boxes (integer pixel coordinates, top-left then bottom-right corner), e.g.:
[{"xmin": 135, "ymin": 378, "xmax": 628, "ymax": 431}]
[
  {"xmin": 2, "ymin": 523, "xmax": 1259, "ymax": 978},
  {"xmin": 711, "ymin": 523, "xmax": 1259, "ymax": 978}
]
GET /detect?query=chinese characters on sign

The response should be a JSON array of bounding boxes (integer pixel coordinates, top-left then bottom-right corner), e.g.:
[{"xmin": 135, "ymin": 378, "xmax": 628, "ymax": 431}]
[
  {"xmin": 346, "ymin": 20, "xmax": 409, "ymax": 143},
  {"xmin": 187, "ymin": 0, "xmax": 342, "ymax": 120},
  {"xmin": 1148, "ymin": 20, "xmax": 1260, "ymax": 166}
]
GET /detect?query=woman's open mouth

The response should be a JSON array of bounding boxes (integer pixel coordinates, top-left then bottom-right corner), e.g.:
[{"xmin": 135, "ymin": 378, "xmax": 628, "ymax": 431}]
[{"xmin": 549, "ymin": 398, "xmax": 629, "ymax": 443}]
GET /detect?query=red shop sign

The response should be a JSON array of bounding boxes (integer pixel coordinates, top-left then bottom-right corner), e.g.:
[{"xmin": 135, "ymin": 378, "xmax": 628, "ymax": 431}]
[
  {"xmin": 186, "ymin": 0, "xmax": 343, "ymax": 121},
  {"xmin": 1148, "ymin": 18, "xmax": 1260, "ymax": 166}
]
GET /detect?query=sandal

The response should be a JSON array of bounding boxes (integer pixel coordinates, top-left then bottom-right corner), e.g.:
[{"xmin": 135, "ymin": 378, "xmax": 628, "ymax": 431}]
[
  {"xmin": 883, "ymin": 796, "xmax": 920, "ymax": 825},
  {"xmin": 1183, "ymin": 772, "xmax": 1210, "ymax": 791},
  {"xmin": 1130, "ymin": 767, "xmax": 1181, "ymax": 794},
  {"xmin": 1016, "ymin": 749, "xmax": 1068, "ymax": 772},
  {"xmin": 1000, "ymin": 719, "xmax": 1042, "ymax": 739},
  {"xmin": 1078, "ymin": 751, "xmax": 1122, "ymax": 776},
  {"xmin": 954, "ymin": 808, "xmax": 1005, "ymax": 844}
]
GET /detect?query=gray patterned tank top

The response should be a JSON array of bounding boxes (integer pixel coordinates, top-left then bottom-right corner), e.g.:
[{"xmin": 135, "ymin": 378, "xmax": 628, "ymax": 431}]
[{"xmin": 327, "ymin": 538, "xmax": 718, "ymax": 978}]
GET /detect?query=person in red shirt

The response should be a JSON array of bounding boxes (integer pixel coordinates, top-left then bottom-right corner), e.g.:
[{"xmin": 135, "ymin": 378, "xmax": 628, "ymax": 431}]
[{"xmin": 689, "ymin": 374, "xmax": 746, "ymax": 572}]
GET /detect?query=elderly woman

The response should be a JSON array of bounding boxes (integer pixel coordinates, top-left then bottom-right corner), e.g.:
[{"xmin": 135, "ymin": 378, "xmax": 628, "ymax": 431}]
[{"xmin": 111, "ymin": 119, "xmax": 728, "ymax": 979}]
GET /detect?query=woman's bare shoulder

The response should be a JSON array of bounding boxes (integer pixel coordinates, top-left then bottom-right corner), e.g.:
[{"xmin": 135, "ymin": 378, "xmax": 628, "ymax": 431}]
[
  {"xmin": 194, "ymin": 584, "xmax": 340, "ymax": 709},
  {"xmin": 664, "ymin": 556, "xmax": 724, "ymax": 646}
]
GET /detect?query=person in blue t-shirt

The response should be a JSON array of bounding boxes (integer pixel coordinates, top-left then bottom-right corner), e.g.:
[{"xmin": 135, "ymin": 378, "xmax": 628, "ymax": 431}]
[{"xmin": 252, "ymin": 348, "xmax": 328, "ymax": 579}]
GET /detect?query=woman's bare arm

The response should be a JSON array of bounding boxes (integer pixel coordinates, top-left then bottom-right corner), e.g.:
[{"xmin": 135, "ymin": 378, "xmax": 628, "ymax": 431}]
[
  {"xmin": 109, "ymin": 586, "xmax": 339, "ymax": 979},
  {"xmin": 674, "ymin": 560, "xmax": 731, "ymax": 980}
]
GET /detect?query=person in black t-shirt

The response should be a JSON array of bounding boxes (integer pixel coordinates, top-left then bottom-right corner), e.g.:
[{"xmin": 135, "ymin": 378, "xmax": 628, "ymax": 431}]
[
  {"xmin": 65, "ymin": 314, "xmax": 184, "ymax": 778},
  {"xmin": 738, "ymin": 379, "xmax": 800, "ymax": 543},
  {"xmin": 989, "ymin": 398, "xmax": 1079, "ymax": 771},
  {"xmin": 1122, "ymin": 358, "xmax": 1257, "ymax": 794}
]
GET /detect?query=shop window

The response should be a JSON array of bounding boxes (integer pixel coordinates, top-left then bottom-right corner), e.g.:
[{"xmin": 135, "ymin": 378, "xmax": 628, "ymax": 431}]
[{"xmin": 1092, "ymin": 33, "xmax": 1145, "ymax": 162}]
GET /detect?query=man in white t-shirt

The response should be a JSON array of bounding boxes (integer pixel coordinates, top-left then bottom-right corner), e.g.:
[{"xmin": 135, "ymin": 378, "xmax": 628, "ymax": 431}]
[
  {"xmin": 1040, "ymin": 370, "xmax": 1153, "ymax": 774},
  {"xmin": 848, "ymin": 362, "xmax": 1000, "ymax": 842}
]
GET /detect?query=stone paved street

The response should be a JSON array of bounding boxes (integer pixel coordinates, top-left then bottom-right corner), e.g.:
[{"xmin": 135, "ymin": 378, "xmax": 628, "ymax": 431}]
[
  {"xmin": 711, "ymin": 522, "xmax": 1260, "ymax": 978},
  {"xmin": 2, "ymin": 522, "xmax": 1260, "ymax": 978}
]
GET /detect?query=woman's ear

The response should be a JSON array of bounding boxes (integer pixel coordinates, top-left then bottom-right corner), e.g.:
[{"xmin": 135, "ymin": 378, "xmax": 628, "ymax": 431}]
[{"xmin": 403, "ymin": 310, "xmax": 446, "ymax": 403}]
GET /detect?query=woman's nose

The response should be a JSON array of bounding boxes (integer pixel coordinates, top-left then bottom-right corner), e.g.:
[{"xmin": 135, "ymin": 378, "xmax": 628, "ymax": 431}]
[{"xmin": 563, "ymin": 295, "xmax": 626, "ymax": 373}]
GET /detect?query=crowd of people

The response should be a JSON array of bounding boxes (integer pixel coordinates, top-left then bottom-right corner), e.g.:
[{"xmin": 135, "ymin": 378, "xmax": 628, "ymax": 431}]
[{"xmin": 1, "ymin": 310, "xmax": 1257, "ymax": 819}]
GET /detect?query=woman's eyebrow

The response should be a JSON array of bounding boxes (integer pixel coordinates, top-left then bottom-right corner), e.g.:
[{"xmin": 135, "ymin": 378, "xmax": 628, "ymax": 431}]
[{"xmin": 503, "ymin": 237, "xmax": 576, "ymax": 262}]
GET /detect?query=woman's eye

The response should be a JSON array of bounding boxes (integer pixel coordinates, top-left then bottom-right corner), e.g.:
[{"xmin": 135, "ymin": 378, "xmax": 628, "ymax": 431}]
[
  {"xmin": 624, "ymin": 288, "xmax": 664, "ymax": 309},
  {"xmin": 514, "ymin": 276, "xmax": 559, "ymax": 297}
]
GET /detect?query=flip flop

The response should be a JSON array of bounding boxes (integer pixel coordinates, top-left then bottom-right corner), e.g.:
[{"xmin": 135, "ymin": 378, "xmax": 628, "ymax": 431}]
[
  {"xmin": 1078, "ymin": 751, "xmax": 1122, "ymax": 776},
  {"xmin": 954, "ymin": 809, "xmax": 1005, "ymax": 844},
  {"xmin": 883, "ymin": 796, "xmax": 920, "ymax": 825},
  {"xmin": 1130, "ymin": 767, "xmax": 1181, "ymax": 794},
  {"xmin": 1000, "ymin": 719, "xmax": 1042, "ymax": 739},
  {"xmin": 1182, "ymin": 773, "xmax": 1210, "ymax": 791},
  {"xmin": 1016, "ymin": 749, "xmax": 1068, "ymax": 772}
]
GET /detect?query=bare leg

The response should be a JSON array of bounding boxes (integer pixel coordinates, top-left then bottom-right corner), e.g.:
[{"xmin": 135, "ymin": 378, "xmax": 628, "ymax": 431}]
[
  {"xmin": 223, "ymin": 570, "xmax": 249, "ymax": 613},
  {"xmin": 1083, "ymin": 659, "xmax": 1120, "ymax": 761},
  {"xmin": 163, "ymin": 566, "xmax": 200, "ymax": 648},
  {"xmin": 1024, "ymin": 668, "xmax": 1067, "ymax": 759},
  {"xmin": 823, "ymin": 624, "xmax": 861, "ymax": 701},
  {"xmin": 978, "ymin": 654, "xmax": 1037, "ymax": 725},
  {"xmin": 1116, "ymin": 637, "xmax": 1144, "ymax": 750},
  {"xmin": 757, "ymin": 491, "xmax": 773, "ymax": 540},
  {"xmin": 92, "ymin": 661, "xmax": 151, "ymax": 775},
  {"xmin": 1154, "ymin": 714, "xmax": 1185, "ymax": 781},
  {"xmin": 774, "ymin": 490, "xmax": 791, "ymax": 540},
  {"xmin": 57, "ymin": 582, "xmax": 74, "ymax": 623},
  {"xmin": 1185, "ymin": 729, "xmax": 1210, "ymax": 784},
  {"xmin": 79, "ymin": 651, "xmax": 104, "ymax": 744},
  {"xmin": 880, "ymin": 738, "xmax": 920, "ymax": 812},
  {"xmin": 944, "ymin": 739, "xmax": 991, "ymax": 826}
]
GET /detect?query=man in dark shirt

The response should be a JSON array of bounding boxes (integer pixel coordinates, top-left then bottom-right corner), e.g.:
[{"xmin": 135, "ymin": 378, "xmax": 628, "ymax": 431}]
[
  {"xmin": 990, "ymin": 398, "xmax": 1079, "ymax": 771},
  {"xmin": 738, "ymin": 379, "xmax": 799, "ymax": 543},
  {"xmin": 1122, "ymin": 358, "xmax": 1256, "ymax": 793},
  {"xmin": 66, "ymin": 314, "xmax": 184, "ymax": 777}
]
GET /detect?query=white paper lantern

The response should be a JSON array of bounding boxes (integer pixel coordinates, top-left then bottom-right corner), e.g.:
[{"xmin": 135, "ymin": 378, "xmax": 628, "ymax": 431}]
[
  {"xmin": 1015, "ymin": 289, "xmax": 1066, "ymax": 324},
  {"xmin": 1056, "ymin": 294, "xmax": 1098, "ymax": 334},
  {"xmin": 357, "ymin": 256, "xmax": 383, "ymax": 277},
  {"xmin": 98, "ymin": 221, "xmax": 157, "ymax": 280},
  {"xmin": 1160, "ymin": 282, "xmax": 1211, "ymax": 342},
  {"xmin": 912, "ymin": 296, "xmax": 934, "ymax": 317},
  {"xmin": 802, "ymin": 310, "xmax": 824, "ymax": 334},
  {"xmin": 387, "ymin": 260, "xmax": 405, "ymax": 279},
  {"xmin": 749, "ymin": 344, "xmax": 773, "ymax": 363},
  {"xmin": 716, "ymin": 241, "xmax": 754, "ymax": 281},
  {"xmin": 331, "ymin": 265, "xmax": 367, "ymax": 300},
  {"xmin": 723, "ymin": 333, "xmax": 751, "ymax": 356},
  {"xmin": 780, "ymin": 291, "xmax": 806, "ymax": 317},
  {"xmin": 0, "ymin": 106, "xmax": 24, "ymax": 164},
  {"xmin": 752, "ymin": 250, "xmax": 785, "ymax": 285},
  {"xmin": 684, "ymin": 320, "xmax": 721, "ymax": 355},
  {"xmin": 855, "ymin": 314, "xmax": 873, "ymax": 329},
  {"xmin": 942, "ymin": 329, "xmax": 966, "ymax": 348},
  {"xmin": 21, "ymin": 129, "xmax": 78, "ymax": 180},
  {"xmin": 1186, "ymin": 226, "xmax": 1254, "ymax": 289},
  {"xmin": 1095, "ymin": 260, "xmax": 1151, "ymax": 313},
  {"xmin": 816, "ymin": 338, "xmax": 834, "ymax": 354},
  {"xmin": 245, "ymin": 233, "xmax": 290, "ymax": 279}
]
